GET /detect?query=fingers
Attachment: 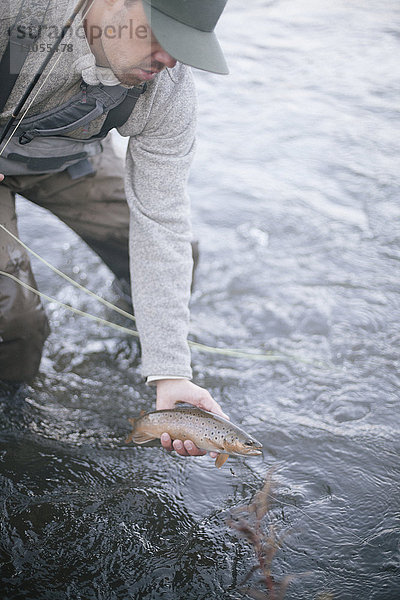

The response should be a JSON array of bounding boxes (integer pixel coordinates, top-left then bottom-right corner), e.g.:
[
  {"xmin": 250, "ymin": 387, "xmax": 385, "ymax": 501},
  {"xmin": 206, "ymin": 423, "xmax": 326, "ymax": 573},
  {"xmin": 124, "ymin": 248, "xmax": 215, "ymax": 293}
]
[
  {"xmin": 179, "ymin": 440, "xmax": 207, "ymax": 457},
  {"xmin": 160, "ymin": 432, "xmax": 207, "ymax": 457},
  {"xmin": 160, "ymin": 432, "xmax": 174, "ymax": 451}
]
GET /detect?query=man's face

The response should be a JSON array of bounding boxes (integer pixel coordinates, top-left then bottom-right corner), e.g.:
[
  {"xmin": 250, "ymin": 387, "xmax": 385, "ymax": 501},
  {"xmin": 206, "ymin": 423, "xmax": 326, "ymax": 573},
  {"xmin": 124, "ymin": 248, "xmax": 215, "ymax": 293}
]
[{"xmin": 88, "ymin": 0, "xmax": 177, "ymax": 86}]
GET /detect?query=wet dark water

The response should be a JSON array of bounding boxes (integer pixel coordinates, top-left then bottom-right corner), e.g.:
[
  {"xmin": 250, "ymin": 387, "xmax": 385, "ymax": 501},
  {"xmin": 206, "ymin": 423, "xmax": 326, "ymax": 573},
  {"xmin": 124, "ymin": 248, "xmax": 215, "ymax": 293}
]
[{"xmin": 1, "ymin": 0, "xmax": 400, "ymax": 598}]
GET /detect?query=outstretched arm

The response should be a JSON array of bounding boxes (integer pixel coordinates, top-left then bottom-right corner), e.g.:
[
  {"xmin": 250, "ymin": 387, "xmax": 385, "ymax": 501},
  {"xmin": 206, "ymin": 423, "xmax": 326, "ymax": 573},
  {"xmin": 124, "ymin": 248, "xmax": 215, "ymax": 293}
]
[{"xmin": 123, "ymin": 67, "xmax": 226, "ymax": 459}]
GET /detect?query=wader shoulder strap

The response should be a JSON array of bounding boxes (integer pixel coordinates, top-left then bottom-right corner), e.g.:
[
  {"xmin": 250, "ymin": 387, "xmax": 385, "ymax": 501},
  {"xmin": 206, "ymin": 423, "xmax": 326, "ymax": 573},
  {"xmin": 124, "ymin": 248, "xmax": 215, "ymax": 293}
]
[
  {"xmin": 0, "ymin": 80, "xmax": 147, "ymax": 176},
  {"xmin": 14, "ymin": 81, "xmax": 147, "ymax": 145},
  {"xmin": 94, "ymin": 83, "xmax": 147, "ymax": 139},
  {"xmin": 0, "ymin": 0, "xmax": 48, "ymax": 113}
]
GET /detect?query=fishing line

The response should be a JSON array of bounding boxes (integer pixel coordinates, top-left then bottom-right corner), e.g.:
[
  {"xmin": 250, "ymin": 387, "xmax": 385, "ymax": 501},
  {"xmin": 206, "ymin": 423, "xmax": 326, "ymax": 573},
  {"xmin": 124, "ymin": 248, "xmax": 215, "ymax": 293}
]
[
  {"xmin": 0, "ymin": 223, "xmax": 328, "ymax": 364},
  {"xmin": 189, "ymin": 341, "xmax": 291, "ymax": 362},
  {"xmin": 0, "ymin": 224, "xmax": 305, "ymax": 362},
  {"xmin": 0, "ymin": 268, "xmax": 293, "ymax": 362},
  {"xmin": 0, "ymin": 270, "xmax": 140, "ymax": 338},
  {"xmin": 0, "ymin": 224, "xmax": 136, "ymax": 323}
]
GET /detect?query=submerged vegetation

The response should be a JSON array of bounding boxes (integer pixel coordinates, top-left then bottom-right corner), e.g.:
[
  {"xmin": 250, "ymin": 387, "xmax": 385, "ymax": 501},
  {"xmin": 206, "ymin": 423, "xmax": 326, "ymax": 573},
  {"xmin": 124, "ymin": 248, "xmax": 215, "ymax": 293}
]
[{"xmin": 228, "ymin": 471, "xmax": 296, "ymax": 600}]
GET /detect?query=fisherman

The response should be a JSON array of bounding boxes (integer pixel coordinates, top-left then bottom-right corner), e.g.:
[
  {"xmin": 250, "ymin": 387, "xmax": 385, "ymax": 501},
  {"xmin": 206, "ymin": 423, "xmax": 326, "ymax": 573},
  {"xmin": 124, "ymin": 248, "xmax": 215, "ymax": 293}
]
[{"xmin": 0, "ymin": 0, "xmax": 230, "ymax": 459}]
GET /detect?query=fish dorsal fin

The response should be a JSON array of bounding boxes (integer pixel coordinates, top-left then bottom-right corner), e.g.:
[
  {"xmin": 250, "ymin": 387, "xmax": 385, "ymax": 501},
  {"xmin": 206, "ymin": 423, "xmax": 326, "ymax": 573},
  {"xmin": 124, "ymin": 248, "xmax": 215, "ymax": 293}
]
[{"xmin": 215, "ymin": 453, "xmax": 229, "ymax": 468}]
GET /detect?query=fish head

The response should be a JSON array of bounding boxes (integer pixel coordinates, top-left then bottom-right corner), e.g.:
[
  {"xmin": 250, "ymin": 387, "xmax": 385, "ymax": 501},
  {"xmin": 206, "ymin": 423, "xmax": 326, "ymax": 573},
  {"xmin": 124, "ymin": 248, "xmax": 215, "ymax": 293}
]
[{"xmin": 223, "ymin": 434, "xmax": 263, "ymax": 457}]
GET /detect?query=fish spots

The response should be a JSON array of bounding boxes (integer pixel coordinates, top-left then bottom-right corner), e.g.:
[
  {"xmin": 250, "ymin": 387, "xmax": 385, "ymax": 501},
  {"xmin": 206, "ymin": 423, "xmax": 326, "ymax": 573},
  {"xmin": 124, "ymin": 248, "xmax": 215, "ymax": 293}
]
[{"xmin": 134, "ymin": 407, "xmax": 261, "ymax": 458}]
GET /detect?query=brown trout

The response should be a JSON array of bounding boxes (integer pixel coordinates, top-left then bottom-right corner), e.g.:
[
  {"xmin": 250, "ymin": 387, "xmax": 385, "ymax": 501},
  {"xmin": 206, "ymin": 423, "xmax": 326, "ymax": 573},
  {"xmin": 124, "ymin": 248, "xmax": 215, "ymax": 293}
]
[{"xmin": 125, "ymin": 406, "xmax": 263, "ymax": 468}]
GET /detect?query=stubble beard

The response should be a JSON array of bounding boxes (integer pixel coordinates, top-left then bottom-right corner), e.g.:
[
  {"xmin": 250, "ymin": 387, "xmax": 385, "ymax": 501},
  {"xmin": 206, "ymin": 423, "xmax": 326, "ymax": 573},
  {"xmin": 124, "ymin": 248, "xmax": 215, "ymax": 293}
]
[
  {"xmin": 115, "ymin": 71, "xmax": 146, "ymax": 86},
  {"xmin": 106, "ymin": 55, "xmax": 166, "ymax": 87}
]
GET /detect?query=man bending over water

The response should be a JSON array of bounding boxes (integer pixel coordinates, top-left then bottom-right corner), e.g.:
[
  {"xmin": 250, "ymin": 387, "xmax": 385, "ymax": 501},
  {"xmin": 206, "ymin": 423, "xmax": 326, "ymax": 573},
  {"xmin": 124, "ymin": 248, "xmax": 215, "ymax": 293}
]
[{"xmin": 0, "ymin": 0, "xmax": 230, "ymax": 459}]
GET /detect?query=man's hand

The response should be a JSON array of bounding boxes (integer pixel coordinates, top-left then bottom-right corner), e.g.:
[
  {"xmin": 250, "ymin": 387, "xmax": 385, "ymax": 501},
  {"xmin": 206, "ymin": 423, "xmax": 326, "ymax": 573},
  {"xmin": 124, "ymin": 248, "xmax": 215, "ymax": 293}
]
[
  {"xmin": 0, "ymin": 174, "xmax": 4, "ymax": 183},
  {"xmin": 156, "ymin": 379, "xmax": 229, "ymax": 459}
]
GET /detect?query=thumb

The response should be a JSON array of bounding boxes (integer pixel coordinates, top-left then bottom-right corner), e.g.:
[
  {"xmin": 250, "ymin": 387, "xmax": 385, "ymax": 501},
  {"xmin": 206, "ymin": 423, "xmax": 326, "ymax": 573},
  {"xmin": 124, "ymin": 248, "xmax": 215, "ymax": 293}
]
[{"xmin": 194, "ymin": 396, "xmax": 230, "ymax": 421}]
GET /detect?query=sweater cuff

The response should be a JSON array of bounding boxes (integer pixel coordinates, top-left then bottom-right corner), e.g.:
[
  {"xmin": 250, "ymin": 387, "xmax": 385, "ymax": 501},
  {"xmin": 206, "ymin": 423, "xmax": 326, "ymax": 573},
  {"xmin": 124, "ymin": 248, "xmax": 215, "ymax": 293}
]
[{"xmin": 146, "ymin": 375, "xmax": 190, "ymax": 386}]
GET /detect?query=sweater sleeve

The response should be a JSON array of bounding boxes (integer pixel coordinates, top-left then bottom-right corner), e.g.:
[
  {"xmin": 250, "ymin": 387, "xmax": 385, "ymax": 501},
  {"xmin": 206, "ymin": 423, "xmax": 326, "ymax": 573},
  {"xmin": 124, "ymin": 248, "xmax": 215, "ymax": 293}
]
[{"xmin": 124, "ymin": 66, "xmax": 197, "ymax": 379}]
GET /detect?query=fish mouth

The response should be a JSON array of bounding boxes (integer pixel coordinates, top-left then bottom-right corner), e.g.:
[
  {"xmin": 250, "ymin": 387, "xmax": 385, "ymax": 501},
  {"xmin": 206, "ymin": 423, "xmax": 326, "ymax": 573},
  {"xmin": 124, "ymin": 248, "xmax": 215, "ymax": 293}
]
[
  {"xmin": 242, "ymin": 440, "xmax": 263, "ymax": 456},
  {"xmin": 231, "ymin": 445, "xmax": 263, "ymax": 457},
  {"xmin": 247, "ymin": 448, "xmax": 263, "ymax": 456}
]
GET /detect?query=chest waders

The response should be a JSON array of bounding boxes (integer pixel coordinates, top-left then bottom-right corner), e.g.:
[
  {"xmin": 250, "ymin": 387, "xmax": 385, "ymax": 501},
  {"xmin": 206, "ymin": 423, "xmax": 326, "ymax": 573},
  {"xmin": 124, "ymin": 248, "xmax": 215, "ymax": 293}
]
[
  {"xmin": 0, "ymin": 0, "xmax": 147, "ymax": 382},
  {"xmin": 0, "ymin": 81, "xmax": 147, "ymax": 178}
]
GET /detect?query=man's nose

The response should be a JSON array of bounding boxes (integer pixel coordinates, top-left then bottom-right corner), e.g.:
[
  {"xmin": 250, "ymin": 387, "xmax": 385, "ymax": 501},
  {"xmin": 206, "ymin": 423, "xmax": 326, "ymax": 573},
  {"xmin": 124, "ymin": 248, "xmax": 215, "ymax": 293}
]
[{"xmin": 152, "ymin": 48, "xmax": 177, "ymax": 68}]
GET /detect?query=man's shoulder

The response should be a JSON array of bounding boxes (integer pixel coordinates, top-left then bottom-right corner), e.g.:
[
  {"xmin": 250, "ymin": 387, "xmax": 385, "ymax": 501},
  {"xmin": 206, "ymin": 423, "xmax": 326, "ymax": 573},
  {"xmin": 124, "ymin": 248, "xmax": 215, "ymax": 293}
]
[
  {"xmin": 119, "ymin": 63, "xmax": 197, "ymax": 136},
  {"xmin": 154, "ymin": 63, "xmax": 196, "ymax": 101},
  {"xmin": 150, "ymin": 63, "xmax": 197, "ymax": 119},
  {"xmin": 147, "ymin": 63, "xmax": 197, "ymax": 124},
  {"xmin": 0, "ymin": 0, "xmax": 82, "ymax": 74},
  {"xmin": 1, "ymin": 0, "xmax": 73, "ymax": 29}
]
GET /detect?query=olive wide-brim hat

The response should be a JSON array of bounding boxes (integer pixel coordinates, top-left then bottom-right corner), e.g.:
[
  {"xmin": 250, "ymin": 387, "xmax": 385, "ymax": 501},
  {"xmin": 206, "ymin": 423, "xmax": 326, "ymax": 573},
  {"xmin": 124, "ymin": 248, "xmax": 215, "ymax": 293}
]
[{"xmin": 142, "ymin": 0, "xmax": 229, "ymax": 74}]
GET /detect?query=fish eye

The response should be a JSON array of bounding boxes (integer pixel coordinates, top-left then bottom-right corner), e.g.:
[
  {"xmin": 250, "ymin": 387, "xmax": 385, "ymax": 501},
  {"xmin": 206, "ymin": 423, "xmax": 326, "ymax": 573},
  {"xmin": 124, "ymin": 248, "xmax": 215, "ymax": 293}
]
[{"xmin": 244, "ymin": 441, "xmax": 254, "ymax": 446}]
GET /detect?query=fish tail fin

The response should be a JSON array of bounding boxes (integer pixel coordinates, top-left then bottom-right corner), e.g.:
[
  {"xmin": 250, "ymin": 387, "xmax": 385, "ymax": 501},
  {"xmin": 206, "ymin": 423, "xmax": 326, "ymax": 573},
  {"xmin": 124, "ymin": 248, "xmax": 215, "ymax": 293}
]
[
  {"xmin": 126, "ymin": 416, "xmax": 157, "ymax": 445},
  {"xmin": 125, "ymin": 418, "xmax": 136, "ymax": 444}
]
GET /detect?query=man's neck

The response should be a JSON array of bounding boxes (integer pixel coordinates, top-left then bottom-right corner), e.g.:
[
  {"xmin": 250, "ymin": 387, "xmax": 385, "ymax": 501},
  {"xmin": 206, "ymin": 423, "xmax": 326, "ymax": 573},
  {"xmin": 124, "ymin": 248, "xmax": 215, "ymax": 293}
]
[{"xmin": 83, "ymin": 0, "xmax": 110, "ymax": 67}]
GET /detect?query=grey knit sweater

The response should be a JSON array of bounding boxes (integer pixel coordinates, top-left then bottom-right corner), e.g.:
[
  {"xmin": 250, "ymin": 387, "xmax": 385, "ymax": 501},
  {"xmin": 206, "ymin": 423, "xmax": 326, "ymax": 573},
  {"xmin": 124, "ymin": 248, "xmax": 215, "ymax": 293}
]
[{"xmin": 0, "ymin": 0, "xmax": 197, "ymax": 379}]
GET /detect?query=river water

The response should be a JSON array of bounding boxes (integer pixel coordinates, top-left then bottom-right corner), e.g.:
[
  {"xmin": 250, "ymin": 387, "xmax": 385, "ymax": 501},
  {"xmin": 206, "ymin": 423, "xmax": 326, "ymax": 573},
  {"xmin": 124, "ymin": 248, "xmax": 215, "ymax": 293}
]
[{"xmin": 1, "ymin": 0, "xmax": 399, "ymax": 598}]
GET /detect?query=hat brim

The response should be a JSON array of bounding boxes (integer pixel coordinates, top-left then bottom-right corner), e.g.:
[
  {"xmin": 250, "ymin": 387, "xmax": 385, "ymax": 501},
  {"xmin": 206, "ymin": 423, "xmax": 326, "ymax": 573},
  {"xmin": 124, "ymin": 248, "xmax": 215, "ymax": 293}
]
[{"xmin": 143, "ymin": 2, "xmax": 229, "ymax": 75}]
